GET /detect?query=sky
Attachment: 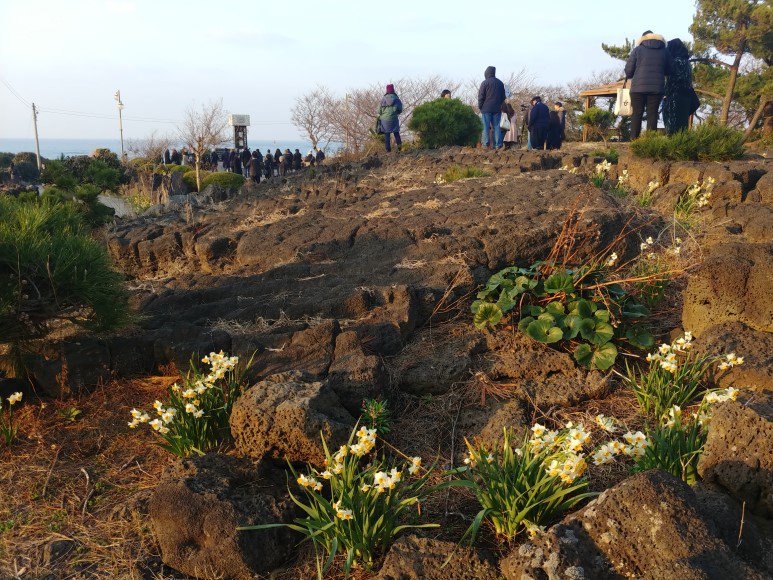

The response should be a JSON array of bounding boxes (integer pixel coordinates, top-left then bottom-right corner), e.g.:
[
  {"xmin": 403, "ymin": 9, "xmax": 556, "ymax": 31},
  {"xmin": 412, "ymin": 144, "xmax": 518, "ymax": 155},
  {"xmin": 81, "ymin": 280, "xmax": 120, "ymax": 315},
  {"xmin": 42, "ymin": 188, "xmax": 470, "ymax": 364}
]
[{"xmin": 0, "ymin": 0, "xmax": 697, "ymax": 141}]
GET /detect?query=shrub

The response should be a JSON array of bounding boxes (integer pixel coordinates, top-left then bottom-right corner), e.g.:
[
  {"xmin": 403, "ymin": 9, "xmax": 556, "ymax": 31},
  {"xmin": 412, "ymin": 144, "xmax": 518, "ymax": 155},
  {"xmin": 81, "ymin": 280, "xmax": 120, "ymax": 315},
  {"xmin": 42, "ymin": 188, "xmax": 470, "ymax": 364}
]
[
  {"xmin": 201, "ymin": 171, "xmax": 245, "ymax": 190},
  {"xmin": 408, "ymin": 98, "xmax": 481, "ymax": 148},
  {"xmin": 361, "ymin": 398, "xmax": 391, "ymax": 435},
  {"xmin": 183, "ymin": 169, "xmax": 211, "ymax": 192},
  {"xmin": 459, "ymin": 428, "xmax": 595, "ymax": 542},
  {"xmin": 156, "ymin": 164, "xmax": 189, "ymax": 174},
  {"xmin": 128, "ymin": 351, "xmax": 251, "ymax": 456},
  {"xmin": 0, "ymin": 197, "xmax": 128, "ymax": 350},
  {"xmin": 0, "ymin": 152, "xmax": 14, "ymax": 169},
  {"xmin": 439, "ymin": 165, "xmax": 490, "ymax": 183},
  {"xmin": 577, "ymin": 107, "xmax": 615, "ymax": 147},
  {"xmin": 243, "ymin": 425, "xmax": 450, "ymax": 576},
  {"xmin": 630, "ymin": 125, "xmax": 745, "ymax": 161},
  {"xmin": 41, "ymin": 184, "xmax": 115, "ymax": 227},
  {"xmin": 84, "ymin": 158, "xmax": 122, "ymax": 190},
  {"xmin": 590, "ymin": 148, "xmax": 619, "ymax": 163}
]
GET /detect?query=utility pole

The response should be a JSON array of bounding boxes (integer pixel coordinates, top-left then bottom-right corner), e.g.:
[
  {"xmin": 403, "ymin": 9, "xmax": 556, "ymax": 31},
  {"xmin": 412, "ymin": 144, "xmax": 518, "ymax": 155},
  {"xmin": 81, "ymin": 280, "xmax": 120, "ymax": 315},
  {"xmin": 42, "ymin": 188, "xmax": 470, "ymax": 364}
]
[
  {"xmin": 31, "ymin": 103, "xmax": 41, "ymax": 171},
  {"xmin": 114, "ymin": 90, "xmax": 125, "ymax": 160}
]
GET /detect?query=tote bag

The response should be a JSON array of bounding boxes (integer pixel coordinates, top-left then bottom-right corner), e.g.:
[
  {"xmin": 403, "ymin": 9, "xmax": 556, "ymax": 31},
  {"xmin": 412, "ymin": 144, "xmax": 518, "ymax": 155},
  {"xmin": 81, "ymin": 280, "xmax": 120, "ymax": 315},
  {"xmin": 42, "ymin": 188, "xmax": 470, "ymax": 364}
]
[
  {"xmin": 500, "ymin": 113, "xmax": 511, "ymax": 131},
  {"xmin": 614, "ymin": 81, "xmax": 632, "ymax": 116}
]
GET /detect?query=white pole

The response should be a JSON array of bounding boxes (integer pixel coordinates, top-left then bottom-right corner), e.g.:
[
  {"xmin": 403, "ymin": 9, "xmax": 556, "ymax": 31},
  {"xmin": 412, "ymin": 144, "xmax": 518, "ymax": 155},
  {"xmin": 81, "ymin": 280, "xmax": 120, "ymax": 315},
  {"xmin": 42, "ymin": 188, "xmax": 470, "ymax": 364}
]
[
  {"xmin": 115, "ymin": 90, "xmax": 125, "ymax": 160},
  {"xmin": 32, "ymin": 103, "xmax": 41, "ymax": 171}
]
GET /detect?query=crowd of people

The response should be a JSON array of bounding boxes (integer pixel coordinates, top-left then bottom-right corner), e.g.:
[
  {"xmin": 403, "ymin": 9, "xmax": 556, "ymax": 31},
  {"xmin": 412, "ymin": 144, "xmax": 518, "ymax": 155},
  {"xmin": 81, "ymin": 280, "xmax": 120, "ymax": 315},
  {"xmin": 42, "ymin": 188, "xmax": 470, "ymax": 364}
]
[
  {"xmin": 161, "ymin": 146, "xmax": 326, "ymax": 183},
  {"xmin": 377, "ymin": 29, "xmax": 697, "ymax": 153}
]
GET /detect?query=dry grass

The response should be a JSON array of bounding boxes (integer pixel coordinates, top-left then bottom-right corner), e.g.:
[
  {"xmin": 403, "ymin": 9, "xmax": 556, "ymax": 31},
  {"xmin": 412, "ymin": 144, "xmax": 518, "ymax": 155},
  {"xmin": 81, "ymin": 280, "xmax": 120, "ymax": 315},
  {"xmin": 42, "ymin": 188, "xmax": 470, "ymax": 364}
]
[{"xmin": 0, "ymin": 376, "xmax": 178, "ymax": 579}]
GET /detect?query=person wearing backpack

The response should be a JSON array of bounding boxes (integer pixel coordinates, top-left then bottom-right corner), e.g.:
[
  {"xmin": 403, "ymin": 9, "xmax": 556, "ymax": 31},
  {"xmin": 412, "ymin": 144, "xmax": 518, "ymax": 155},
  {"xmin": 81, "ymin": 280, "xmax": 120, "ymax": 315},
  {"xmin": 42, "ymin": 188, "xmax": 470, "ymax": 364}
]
[
  {"xmin": 625, "ymin": 30, "xmax": 673, "ymax": 139},
  {"xmin": 477, "ymin": 66, "xmax": 506, "ymax": 149},
  {"xmin": 378, "ymin": 84, "xmax": 404, "ymax": 152}
]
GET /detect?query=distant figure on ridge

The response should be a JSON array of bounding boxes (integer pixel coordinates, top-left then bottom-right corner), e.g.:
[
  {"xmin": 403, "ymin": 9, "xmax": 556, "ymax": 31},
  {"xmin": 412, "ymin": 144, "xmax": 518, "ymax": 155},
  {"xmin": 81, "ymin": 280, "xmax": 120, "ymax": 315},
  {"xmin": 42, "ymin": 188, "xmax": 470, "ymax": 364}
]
[
  {"xmin": 241, "ymin": 147, "xmax": 252, "ymax": 177},
  {"xmin": 378, "ymin": 84, "xmax": 404, "ymax": 153},
  {"xmin": 477, "ymin": 66, "xmax": 506, "ymax": 149},
  {"xmin": 663, "ymin": 38, "xmax": 696, "ymax": 135},
  {"xmin": 249, "ymin": 150, "xmax": 262, "ymax": 183},
  {"xmin": 625, "ymin": 30, "xmax": 673, "ymax": 139},
  {"xmin": 528, "ymin": 96, "xmax": 550, "ymax": 150},
  {"xmin": 230, "ymin": 149, "xmax": 242, "ymax": 175},
  {"xmin": 547, "ymin": 102, "xmax": 565, "ymax": 150},
  {"xmin": 293, "ymin": 149, "xmax": 302, "ymax": 171},
  {"xmin": 315, "ymin": 148, "xmax": 325, "ymax": 164},
  {"xmin": 305, "ymin": 150, "xmax": 315, "ymax": 166},
  {"xmin": 502, "ymin": 100, "xmax": 517, "ymax": 150},
  {"xmin": 441, "ymin": 89, "xmax": 452, "ymax": 99},
  {"xmin": 263, "ymin": 152, "xmax": 274, "ymax": 179},
  {"xmin": 163, "ymin": 148, "xmax": 171, "ymax": 165}
]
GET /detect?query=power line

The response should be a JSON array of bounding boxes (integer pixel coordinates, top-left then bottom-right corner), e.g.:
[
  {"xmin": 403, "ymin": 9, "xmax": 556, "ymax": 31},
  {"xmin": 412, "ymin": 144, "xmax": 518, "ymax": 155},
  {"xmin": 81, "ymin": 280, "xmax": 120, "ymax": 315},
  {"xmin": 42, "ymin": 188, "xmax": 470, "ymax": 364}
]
[{"xmin": 1, "ymin": 77, "xmax": 30, "ymax": 107}]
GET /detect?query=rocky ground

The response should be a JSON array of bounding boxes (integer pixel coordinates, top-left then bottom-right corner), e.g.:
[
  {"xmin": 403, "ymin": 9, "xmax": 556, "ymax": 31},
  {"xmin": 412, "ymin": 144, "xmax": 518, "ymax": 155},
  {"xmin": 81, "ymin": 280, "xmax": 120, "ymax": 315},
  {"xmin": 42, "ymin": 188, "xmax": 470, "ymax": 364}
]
[{"xmin": 2, "ymin": 144, "xmax": 771, "ymax": 579}]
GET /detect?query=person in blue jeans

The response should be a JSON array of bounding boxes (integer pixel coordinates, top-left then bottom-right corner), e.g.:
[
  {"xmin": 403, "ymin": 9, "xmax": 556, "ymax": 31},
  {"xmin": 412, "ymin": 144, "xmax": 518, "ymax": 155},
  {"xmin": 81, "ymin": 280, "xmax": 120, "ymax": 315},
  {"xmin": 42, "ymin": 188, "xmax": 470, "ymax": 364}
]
[
  {"xmin": 378, "ymin": 84, "xmax": 403, "ymax": 152},
  {"xmin": 477, "ymin": 66, "xmax": 506, "ymax": 149}
]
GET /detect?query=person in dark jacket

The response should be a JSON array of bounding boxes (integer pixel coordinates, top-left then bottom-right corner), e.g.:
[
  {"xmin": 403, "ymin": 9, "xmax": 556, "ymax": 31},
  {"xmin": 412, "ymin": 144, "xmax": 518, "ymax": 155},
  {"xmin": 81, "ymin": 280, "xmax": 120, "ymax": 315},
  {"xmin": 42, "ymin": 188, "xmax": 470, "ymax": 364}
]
[
  {"xmin": 249, "ymin": 151, "xmax": 262, "ymax": 183},
  {"xmin": 378, "ymin": 84, "xmax": 404, "ymax": 152},
  {"xmin": 230, "ymin": 150, "xmax": 242, "ymax": 175},
  {"xmin": 171, "ymin": 148, "xmax": 181, "ymax": 164},
  {"xmin": 163, "ymin": 149, "xmax": 171, "ymax": 165},
  {"xmin": 283, "ymin": 149, "xmax": 293, "ymax": 173},
  {"xmin": 305, "ymin": 150, "xmax": 315, "ymax": 166},
  {"xmin": 663, "ymin": 39, "xmax": 695, "ymax": 135},
  {"xmin": 528, "ymin": 96, "xmax": 550, "ymax": 150},
  {"xmin": 221, "ymin": 149, "xmax": 231, "ymax": 172},
  {"xmin": 547, "ymin": 110, "xmax": 562, "ymax": 150},
  {"xmin": 274, "ymin": 148, "xmax": 281, "ymax": 166},
  {"xmin": 263, "ymin": 152, "xmax": 274, "ymax": 179},
  {"xmin": 625, "ymin": 30, "xmax": 673, "ymax": 139},
  {"xmin": 241, "ymin": 148, "xmax": 252, "ymax": 177},
  {"xmin": 293, "ymin": 149, "xmax": 302, "ymax": 170},
  {"xmin": 477, "ymin": 66, "xmax": 506, "ymax": 149},
  {"xmin": 316, "ymin": 149, "xmax": 325, "ymax": 164}
]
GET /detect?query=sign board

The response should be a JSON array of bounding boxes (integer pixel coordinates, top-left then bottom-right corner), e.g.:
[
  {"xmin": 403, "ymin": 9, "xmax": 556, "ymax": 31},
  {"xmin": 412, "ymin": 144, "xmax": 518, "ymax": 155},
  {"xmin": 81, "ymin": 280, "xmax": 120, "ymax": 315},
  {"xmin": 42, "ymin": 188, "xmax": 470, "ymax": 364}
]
[{"xmin": 228, "ymin": 114, "xmax": 250, "ymax": 126}]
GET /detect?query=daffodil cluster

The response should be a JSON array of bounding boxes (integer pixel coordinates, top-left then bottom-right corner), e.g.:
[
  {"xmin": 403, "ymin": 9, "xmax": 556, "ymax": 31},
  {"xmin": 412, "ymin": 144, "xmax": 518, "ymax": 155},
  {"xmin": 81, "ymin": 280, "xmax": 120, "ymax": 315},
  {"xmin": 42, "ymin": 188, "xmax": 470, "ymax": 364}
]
[
  {"xmin": 595, "ymin": 160, "xmax": 612, "ymax": 176},
  {"xmin": 606, "ymin": 252, "xmax": 618, "ymax": 267},
  {"xmin": 717, "ymin": 352, "xmax": 743, "ymax": 371},
  {"xmin": 639, "ymin": 236, "xmax": 655, "ymax": 252},
  {"xmin": 617, "ymin": 169, "xmax": 629, "ymax": 186},
  {"xmin": 528, "ymin": 421, "xmax": 592, "ymax": 483},
  {"xmin": 0, "ymin": 392, "xmax": 24, "ymax": 446},
  {"xmin": 685, "ymin": 177, "xmax": 715, "ymax": 208},
  {"xmin": 645, "ymin": 331, "xmax": 694, "ymax": 373},
  {"xmin": 645, "ymin": 180, "xmax": 660, "ymax": 194},
  {"xmin": 559, "ymin": 165, "xmax": 579, "ymax": 174}
]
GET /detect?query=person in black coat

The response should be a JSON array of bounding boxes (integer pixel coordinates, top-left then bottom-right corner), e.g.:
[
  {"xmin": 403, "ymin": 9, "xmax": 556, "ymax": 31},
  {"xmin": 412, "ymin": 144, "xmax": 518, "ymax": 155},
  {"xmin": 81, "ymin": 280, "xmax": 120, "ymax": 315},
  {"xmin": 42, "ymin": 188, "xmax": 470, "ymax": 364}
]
[
  {"xmin": 171, "ymin": 148, "xmax": 181, "ymax": 164},
  {"xmin": 249, "ymin": 151, "xmax": 262, "ymax": 183},
  {"xmin": 477, "ymin": 66, "xmax": 506, "ymax": 149},
  {"xmin": 315, "ymin": 149, "xmax": 325, "ymax": 164},
  {"xmin": 163, "ymin": 149, "xmax": 171, "ymax": 165},
  {"xmin": 663, "ymin": 39, "xmax": 696, "ymax": 135},
  {"xmin": 528, "ymin": 96, "xmax": 550, "ymax": 150},
  {"xmin": 625, "ymin": 30, "xmax": 673, "ymax": 139},
  {"xmin": 547, "ymin": 109, "xmax": 562, "ymax": 150},
  {"xmin": 274, "ymin": 148, "xmax": 281, "ymax": 165},
  {"xmin": 293, "ymin": 149, "xmax": 302, "ymax": 171},
  {"xmin": 222, "ymin": 149, "xmax": 231, "ymax": 172},
  {"xmin": 241, "ymin": 148, "xmax": 252, "ymax": 177},
  {"xmin": 305, "ymin": 150, "xmax": 315, "ymax": 166},
  {"xmin": 230, "ymin": 150, "xmax": 242, "ymax": 175},
  {"xmin": 283, "ymin": 149, "xmax": 293, "ymax": 173},
  {"xmin": 264, "ymin": 152, "xmax": 274, "ymax": 179}
]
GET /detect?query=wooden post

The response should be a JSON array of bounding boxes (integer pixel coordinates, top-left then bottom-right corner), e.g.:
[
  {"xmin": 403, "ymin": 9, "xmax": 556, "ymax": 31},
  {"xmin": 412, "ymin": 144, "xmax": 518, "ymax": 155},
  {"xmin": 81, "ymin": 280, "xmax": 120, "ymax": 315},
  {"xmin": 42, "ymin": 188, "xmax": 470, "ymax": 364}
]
[{"xmin": 582, "ymin": 96, "xmax": 590, "ymax": 142}]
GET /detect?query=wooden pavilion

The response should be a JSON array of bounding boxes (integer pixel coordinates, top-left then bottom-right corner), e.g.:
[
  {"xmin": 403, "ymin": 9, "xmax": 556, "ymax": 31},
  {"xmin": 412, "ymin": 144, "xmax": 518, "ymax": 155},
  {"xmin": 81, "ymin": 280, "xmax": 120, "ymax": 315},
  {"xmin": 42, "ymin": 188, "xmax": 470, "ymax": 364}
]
[{"xmin": 578, "ymin": 80, "xmax": 626, "ymax": 142}]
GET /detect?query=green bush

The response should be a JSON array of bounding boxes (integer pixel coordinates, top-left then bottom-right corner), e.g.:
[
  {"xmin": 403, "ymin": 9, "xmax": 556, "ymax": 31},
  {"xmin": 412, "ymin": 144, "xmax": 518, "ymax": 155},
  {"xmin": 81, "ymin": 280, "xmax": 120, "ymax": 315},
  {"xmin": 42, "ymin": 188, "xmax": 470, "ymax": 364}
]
[
  {"xmin": 157, "ymin": 164, "xmax": 188, "ymax": 174},
  {"xmin": 10, "ymin": 153, "xmax": 40, "ymax": 181},
  {"xmin": 577, "ymin": 107, "xmax": 616, "ymax": 147},
  {"xmin": 0, "ymin": 152, "xmax": 14, "ymax": 169},
  {"xmin": 630, "ymin": 125, "xmax": 745, "ymax": 161},
  {"xmin": 42, "ymin": 184, "xmax": 115, "ymax": 226},
  {"xmin": 590, "ymin": 148, "xmax": 619, "ymax": 163},
  {"xmin": 408, "ymin": 98, "xmax": 481, "ymax": 148},
  {"xmin": 0, "ymin": 196, "xmax": 128, "ymax": 349},
  {"xmin": 183, "ymin": 170, "xmax": 212, "ymax": 192},
  {"xmin": 201, "ymin": 172, "xmax": 245, "ymax": 190}
]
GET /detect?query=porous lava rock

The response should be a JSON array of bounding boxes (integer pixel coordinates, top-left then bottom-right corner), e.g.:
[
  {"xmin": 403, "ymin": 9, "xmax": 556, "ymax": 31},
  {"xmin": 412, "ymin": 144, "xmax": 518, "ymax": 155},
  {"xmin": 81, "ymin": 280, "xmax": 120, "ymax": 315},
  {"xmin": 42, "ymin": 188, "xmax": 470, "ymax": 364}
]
[
  {"xmin": 230, "ymin": 371, "xmax": 355, "ymax": 465},
  {"xmin": 377, "ymin": 535, "xmax": 498, "ymax": 580},
  {"xmin": 149, "ymin": 454, "xmax": 295, "ymax": 580}
]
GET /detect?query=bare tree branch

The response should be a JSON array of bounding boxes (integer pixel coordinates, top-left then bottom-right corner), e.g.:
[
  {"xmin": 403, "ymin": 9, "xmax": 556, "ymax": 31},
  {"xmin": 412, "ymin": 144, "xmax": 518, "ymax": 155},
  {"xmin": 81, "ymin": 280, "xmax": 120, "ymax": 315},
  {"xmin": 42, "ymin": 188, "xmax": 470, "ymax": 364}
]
[{"xmin": 177, "ymin": 99, "xmax": 229, "ymax": 191}]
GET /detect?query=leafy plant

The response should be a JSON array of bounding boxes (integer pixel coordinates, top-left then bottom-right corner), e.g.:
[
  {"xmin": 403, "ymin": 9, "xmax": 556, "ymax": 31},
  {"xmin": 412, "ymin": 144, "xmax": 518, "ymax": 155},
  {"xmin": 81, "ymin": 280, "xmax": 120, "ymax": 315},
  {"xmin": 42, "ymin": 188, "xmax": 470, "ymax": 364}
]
[
  {"xmin": 472, "ymin": 262, "xmax": 653, "ymax": 370},
  {"xmin": 241, "ymin": 426, "xmax": 451, "ymax": 578},
  {"xmin": 590, "ymin": 148, "xmax": 619, "ymax": 163},
  {"xmin": 632, "ymin": 409, "xmax": 706, "ymax": 484},
  {"xmin": 128, "ymin": 351, "xmax": 252, "ymax": 457},
  {"xmin": 58, "ymin": 406, "xmax": 81, "ymax": 423},
  {"xmin": 459, "ymin": 428, "xmax": 595, "ymax": 542},
  {"xmin": 0, "ymin": 392, "xmax": 23, "ymax": 446},
  {"xmin": 361, "ymin": 399, "xmax": 392, "ymax": 435},
  {"xmin": 630, "ymin": 125, "xmax": 745, "ymax": 161},
  {"xmin": 408, "ymin": 98, "xmax": 481, "ymax": 148}
]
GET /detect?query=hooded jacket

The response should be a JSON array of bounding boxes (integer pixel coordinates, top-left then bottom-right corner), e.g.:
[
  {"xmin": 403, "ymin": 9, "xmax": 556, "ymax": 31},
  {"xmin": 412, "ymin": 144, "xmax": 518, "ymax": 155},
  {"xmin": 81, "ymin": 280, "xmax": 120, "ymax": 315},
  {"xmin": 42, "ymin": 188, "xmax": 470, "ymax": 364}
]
[
  {"xmin": 477, "ymin": 66, "xmax": 506, "ymax": 114},
  {"xmin": 528, "ymin": 100, "xmax": 550, "ymax": 129},
  {"xmin": 378, "ymin": 92, "xmax": 403, "ymax": 134},
  {"xmin": 625, "ymin": 33, "xmax": 673, "ymax": 94}
]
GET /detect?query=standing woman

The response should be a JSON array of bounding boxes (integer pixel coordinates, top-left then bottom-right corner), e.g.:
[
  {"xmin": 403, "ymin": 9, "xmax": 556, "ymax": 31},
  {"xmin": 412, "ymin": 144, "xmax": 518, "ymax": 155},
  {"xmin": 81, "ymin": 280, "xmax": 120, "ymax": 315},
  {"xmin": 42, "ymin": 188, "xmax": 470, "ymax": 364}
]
[
  {"xmin": 502, "ymin": 100, "xmax": 518, "ymax": 149},
  {"xmin": 663, "ymin": 38, "xmax": 695, "ymax": 135},
  {"xmin": 378, "ymin": 84, "xmax": 403, "ymax": 152}
]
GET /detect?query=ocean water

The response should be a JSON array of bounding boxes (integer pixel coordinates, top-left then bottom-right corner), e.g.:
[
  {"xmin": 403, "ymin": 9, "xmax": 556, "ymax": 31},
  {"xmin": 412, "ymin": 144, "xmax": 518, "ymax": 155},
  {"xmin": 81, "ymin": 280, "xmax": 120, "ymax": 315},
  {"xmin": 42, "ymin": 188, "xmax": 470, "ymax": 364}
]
[{"xmin": 0, "ymin": 138, "xmax": 322, "ymax": 160}]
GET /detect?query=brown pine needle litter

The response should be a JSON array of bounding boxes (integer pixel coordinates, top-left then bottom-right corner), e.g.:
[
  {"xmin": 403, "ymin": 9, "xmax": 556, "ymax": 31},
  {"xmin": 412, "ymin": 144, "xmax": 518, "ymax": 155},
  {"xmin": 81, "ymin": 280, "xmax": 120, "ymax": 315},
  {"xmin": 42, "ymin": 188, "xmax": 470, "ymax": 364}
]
[{"xmin": 0, "ymin": 376, "xmax": 177, "ymax": 578}]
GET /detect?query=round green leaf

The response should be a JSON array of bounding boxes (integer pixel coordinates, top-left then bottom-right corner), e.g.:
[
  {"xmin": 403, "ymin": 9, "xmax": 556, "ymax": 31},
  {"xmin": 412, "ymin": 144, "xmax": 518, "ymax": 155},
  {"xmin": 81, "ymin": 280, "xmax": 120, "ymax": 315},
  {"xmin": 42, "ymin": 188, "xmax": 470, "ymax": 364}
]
[
  {"xmin": 626, "ymin": 325, "xmax": 655, "ymax": 349},
  {"xmin": 589, "ymin": 321, "xmax": 615, "ymax": 345},
  {"xmin": 473, "ymin": 303, "xmax": 502, "ymax": 329},
  {"xmin": 526, "ymin": 319, "xmax": 564, "ymax": 344},
  {"xmin": 594, "ymin": 309, "xmax": 610, "ymax": 322},
  {"xmin": 574, "ymin": 298, "xmax": 597, "ymax": 318},
  {"xmin": 545, "ymin": 301, "xmax": 566, "ymax": 316},
  {"xmin": 544, "ymin": 272, "xmax": 575, "ymax": 294},
  {"xmin": 573, "ymin": 342, "xmax": 618, "ymax": 370},
  {"xmin": 518, "ymin": 316, "xmax": 535, "ymax": 333}
]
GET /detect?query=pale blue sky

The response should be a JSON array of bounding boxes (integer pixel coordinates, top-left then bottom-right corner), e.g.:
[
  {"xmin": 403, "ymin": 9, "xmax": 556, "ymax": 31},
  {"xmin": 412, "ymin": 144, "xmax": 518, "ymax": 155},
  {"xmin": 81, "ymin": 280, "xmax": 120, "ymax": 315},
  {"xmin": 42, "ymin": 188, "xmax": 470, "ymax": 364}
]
[{"xmin": 0, "ymin": 0, "xmax": 696, "ymax": 140}]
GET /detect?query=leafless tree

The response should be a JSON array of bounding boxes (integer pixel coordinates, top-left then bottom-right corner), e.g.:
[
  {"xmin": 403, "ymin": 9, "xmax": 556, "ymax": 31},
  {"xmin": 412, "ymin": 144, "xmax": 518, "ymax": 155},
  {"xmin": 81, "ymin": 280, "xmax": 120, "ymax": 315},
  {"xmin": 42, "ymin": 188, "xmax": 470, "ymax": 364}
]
[
  {"xmin": 178, "ymin": 99, "xmax": 229, "ymax": 192},
  {"xmin": 290, "ymin": 85, "xmax": 336, "ymax": 150},
  {"xmin": 126, "ymin": 130, "xmax": 174, "ymax": 163}
]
